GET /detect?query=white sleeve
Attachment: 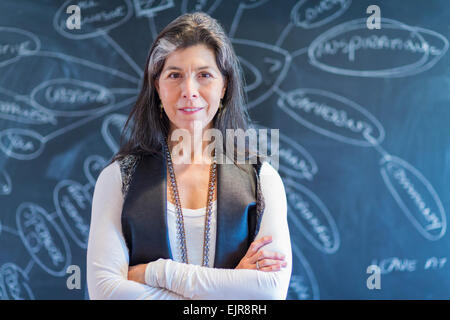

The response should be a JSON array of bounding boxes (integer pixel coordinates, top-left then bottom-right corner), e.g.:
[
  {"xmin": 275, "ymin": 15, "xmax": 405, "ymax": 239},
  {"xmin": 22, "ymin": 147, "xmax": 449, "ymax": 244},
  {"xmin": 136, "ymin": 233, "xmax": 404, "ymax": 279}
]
[
  {"xmin": 86, "ymin": 160, "xmax": 189, "ymax": 300},
  {"xmin": 144, "ymin": 161, "xmax": 292, "ymax": 300}
]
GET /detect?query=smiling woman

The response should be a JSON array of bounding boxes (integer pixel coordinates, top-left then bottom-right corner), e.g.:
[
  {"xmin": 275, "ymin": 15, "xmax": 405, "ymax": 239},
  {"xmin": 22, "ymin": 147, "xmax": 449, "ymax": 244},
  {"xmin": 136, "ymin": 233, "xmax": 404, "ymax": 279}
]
[
  {"xmin": 155, "ymin": 44, "xmax": 227, "ymax": 144},
  {"xmin": 86, "ymin": 11, "xmax": 292, "ymax": 300}
]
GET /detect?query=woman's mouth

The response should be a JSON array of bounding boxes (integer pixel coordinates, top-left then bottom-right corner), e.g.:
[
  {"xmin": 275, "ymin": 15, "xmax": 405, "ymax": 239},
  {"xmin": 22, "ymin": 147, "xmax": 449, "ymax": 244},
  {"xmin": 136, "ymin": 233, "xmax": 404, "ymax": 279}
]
[{"xmin": 179, "ymin": 107, "xmax": 203, "ymax": 114}]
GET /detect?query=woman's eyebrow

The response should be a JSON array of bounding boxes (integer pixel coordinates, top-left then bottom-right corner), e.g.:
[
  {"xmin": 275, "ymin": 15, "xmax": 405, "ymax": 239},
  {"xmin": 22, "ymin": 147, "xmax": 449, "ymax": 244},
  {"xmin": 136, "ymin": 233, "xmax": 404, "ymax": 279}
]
[{"xmin": 164, "ymin": 66, "xmax": 214, "ymax": 71}]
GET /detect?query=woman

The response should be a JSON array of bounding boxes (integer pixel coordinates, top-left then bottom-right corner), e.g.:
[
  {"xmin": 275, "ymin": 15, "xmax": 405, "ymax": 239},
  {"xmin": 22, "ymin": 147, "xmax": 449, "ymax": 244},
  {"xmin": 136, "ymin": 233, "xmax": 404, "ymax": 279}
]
[{"xmin": 87, "ymin": 12, "xmax": 292, "ymax": 300}]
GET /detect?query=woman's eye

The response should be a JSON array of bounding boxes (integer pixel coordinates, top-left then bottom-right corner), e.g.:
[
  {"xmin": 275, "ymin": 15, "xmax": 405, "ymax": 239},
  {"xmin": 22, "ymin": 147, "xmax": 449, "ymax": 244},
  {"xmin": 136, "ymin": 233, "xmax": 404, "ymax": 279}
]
[{"xmin": 167, "ymin": 72, "xmax": 211, "ymax": 79}]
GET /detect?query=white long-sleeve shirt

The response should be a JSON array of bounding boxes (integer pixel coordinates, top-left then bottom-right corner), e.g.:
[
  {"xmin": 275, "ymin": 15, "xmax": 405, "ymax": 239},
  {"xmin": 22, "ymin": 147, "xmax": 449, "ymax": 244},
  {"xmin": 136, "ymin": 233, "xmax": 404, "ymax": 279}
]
[{"xmin": 87, "ymin": 158, "xmax": 292, "ymax": 300}]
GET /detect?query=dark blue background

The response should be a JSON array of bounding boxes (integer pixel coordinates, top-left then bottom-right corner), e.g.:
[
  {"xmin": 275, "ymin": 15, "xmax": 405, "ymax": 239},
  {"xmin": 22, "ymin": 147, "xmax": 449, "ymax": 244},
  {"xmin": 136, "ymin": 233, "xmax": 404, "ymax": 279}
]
[{"xmin": 0, "ymin": 0, "xmax": 449, "ymax": 299}]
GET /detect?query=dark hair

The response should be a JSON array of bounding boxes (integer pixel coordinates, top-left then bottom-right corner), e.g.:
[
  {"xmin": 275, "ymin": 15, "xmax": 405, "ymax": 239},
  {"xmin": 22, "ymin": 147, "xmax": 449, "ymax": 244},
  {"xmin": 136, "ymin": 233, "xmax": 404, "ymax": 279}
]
[{"xmin": 109, "ymin": 12, "xmax": 265, "ymax": 216}]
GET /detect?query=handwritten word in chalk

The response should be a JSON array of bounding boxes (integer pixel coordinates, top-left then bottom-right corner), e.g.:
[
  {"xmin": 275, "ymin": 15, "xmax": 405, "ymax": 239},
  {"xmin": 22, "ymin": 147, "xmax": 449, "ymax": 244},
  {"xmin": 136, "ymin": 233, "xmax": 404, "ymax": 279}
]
[{"xmin": 371, "ymin": 256, "xmax": 447, "ymax": 275}]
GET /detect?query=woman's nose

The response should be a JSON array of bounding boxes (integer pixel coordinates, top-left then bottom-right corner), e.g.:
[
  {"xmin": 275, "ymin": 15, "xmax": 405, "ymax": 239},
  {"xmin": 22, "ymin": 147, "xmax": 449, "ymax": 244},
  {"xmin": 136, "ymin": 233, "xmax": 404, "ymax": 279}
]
[{"xmin": 182, "ymin": 77, "xmax": 199, "ymax": 99}]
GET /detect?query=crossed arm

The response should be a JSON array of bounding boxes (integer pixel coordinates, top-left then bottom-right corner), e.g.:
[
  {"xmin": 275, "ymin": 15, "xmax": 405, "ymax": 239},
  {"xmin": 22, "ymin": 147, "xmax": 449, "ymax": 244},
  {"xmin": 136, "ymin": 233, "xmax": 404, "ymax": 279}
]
[{"xmin": 86, "ymin": 161, "xmax": 292, "ymax": 300}]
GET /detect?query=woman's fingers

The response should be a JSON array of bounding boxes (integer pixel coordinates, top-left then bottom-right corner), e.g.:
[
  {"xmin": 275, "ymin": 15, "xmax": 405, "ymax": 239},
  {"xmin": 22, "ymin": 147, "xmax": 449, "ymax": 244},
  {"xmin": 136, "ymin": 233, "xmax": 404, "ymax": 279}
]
[
  {"xmin": 236, "ymin": 236, "xmax": 273, "ymax": 270},
  {"xmin": 246, "ymin": 236, "xmax": 273, "ymax": 258},
  {"xmin": 249, "ymin": 248, "xmax": 286, "ymax": 264},
  {"xmin": 236, "ymin": 235, "xmax": 288, "ymax": 272},
  {"xmin": 257, "ymin": 259, "xmax": 288, "ymax": 269},
  {"xmin": 259, "ymin": 261, "xmax": 288, "ymax": 272}
]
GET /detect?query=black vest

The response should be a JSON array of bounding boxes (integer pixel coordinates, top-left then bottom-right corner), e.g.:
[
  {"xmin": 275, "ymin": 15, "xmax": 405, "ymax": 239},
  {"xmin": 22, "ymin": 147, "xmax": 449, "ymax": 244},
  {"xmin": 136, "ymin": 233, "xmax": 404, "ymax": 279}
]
[{"xmin": 120, "ymin": 150, "xmax": 262, "ymax": 268}]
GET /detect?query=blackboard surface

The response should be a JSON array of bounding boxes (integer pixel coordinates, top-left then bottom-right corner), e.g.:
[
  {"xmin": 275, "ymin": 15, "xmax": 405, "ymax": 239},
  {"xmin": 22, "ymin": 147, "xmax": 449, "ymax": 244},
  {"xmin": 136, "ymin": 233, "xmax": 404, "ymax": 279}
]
[{"xmin": 0, "ymin": 0, "xmax": 449, "ymax": 299}]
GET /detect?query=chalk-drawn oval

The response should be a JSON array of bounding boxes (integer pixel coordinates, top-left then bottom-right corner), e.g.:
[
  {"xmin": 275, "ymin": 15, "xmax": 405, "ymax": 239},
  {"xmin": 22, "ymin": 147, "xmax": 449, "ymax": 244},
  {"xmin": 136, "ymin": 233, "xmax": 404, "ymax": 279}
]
[
  {"xmin": 16, "ymin": 203, "xmax": 71, "ymax": 276},
  {"xmin": 232, "ymin": 39, "xmax": 291, "ymax": 110},
  {"xmin": 0, "ymin": 128, "xmax": 45, "ymax": 160},
  {"xmin": 0, "ymin": 169, "xmax": 12, "ymax": 195},
  {"xmin": 0, "ymin": 89, "xmax": 56, "ymax": 125},
  {"xmin": 53, "ymin": 0, "xmax": 133, "ymax": 39},
  {"xmin": 54, "ymin": 180, "xmax": 92, "ymax": 249},
  {"xmin": 277, "ymin": 88, "xmax": 384, "ymax": 147},
  {"xmin": 285, "ymin": 179, "xmax": 340, "ymax": 254},
  {"xmin": 255, "ymin": 124, "xmax": 318, "ymax": 181},
  {"xmin": 291, "ymin": 0, "xmax": 352, "ymax": 29},
  {"xmin": 84, "ymin": 155, "xmax": 107, "ymax": 186},
  {"xmin": 380, "ymin": 156, "xmax": 446, "ymax": 241},
  {"xmin": 102, "ymin": 113, "xmax": 127, "ymax": 153},
  {"xmin": 0, "ymin": 263, "xmax": 34, "ymax": 300},
  {"xmin": 239, "ymin": 56, "xmax": 263, "ymax": 92},
  {"xmin": 308, "ymin": 18, "xmax": 448, "ymax": 77},
  {"xmin": 30, "ymin": 78, "xmax": 115, "ymax": 117},
  {"xmin": 278, "ymin": 132, "xmax": 318, "ymax": 181},
  {"xmin": 0, "ymin": 27, "xmax": 40, "ymax": 68},
  {"xmin": 288, "ymin": 242, "xmax": 320, "ymax": 300}
]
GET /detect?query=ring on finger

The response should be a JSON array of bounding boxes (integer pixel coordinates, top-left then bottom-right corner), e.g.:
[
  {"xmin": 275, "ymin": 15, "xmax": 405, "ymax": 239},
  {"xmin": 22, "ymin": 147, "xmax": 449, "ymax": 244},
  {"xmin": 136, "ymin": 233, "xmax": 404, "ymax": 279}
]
[{"xmin": 256, "ymin": 260, "xmax": 260, "ymax": 270}]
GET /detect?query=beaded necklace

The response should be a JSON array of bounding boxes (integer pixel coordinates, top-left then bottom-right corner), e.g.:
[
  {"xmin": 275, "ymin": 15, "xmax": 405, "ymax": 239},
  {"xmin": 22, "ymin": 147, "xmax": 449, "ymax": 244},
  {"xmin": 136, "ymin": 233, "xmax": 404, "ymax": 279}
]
[{"xmin": 163, "ymin": 139, "xmax": 217, "ymax": 267}]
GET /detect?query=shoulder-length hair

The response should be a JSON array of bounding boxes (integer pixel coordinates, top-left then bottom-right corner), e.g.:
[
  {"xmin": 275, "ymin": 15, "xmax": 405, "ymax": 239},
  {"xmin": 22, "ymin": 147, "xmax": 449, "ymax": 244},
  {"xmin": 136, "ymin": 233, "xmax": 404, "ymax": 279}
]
[{"xmin": 110, "ymin": 11, "xmax": 264, "ymax": 167}]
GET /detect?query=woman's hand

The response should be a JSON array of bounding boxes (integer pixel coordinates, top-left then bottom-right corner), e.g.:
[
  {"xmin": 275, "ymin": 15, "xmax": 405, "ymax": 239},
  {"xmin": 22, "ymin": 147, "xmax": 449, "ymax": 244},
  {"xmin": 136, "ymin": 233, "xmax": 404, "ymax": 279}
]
[
  {"xmin": 235, "ymin": 236, "xmax": 287, "ymax": 272},
  {"xmin": 128, "ymin": 263, "xmax": 147, "ymax": 284}
]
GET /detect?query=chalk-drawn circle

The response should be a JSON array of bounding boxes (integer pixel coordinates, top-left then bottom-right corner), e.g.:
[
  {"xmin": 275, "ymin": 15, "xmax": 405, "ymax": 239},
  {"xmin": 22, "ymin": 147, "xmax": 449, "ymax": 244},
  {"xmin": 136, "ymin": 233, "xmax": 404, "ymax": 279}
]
[
  {"xmin": 54, "ymin": 180, "xmax": 92, "ymax": 249},
  {"xmin": 285, "ymin": 179, "xmax": 340, "ymax": 254},
  {"xmin": 255, "ymin": 124, "xmax": 318, "ymax": 181},
  {"xmin": 16, "ymin": 203, "xmax": 71, "ymax": 277},
  {"xmin": 291, "ymin": 0, "xmax": 352, "ymax": 29},
  {"xmin": 101, "ymin": 113, "xmax": 127, "ymax": 153},
  {"xmin": 30, "ymin": 78, "xmax": 115, "ymax": 117},
  {"xmin": 307, "ymin": 18, "xmax": 447, "ymax": 77},
  {"xmin": 278, "ymin": 132, "xmax": 318, "ymax": 181},
  {"xmin": 0, "ymin": 263, "xmax": 35, "ymax": 300},
  {"xmin": 0, "ymin": 27, "xmax": 41, "ymax": 68},
  {"xmin": 277, "ymin": 88, "xmax": 385, "ymax": 147},
  {"xmin": 239, "ymin": 55, "xmax": 263, "ymax": 92},
  {"xmin": 53, "ymin": 0, "xmax": 133, "ymax": 40},
  {"xmin": 0, "ymin": 128, "xmax": 45, "ymax": 160},
  {"xmin": 231, "ymin": 38, "xmax": 291, "ymax": 110},
  {"xmin": 288, "ymin": 241, "xmax": 320, "ymax": 300},
  {"xmin": 380, "ymin": 156, "xmax": 446, "ymax": 241},
  {"xmin": 84, "ymin": 155, "xmax": 107, "ymax": 186}
]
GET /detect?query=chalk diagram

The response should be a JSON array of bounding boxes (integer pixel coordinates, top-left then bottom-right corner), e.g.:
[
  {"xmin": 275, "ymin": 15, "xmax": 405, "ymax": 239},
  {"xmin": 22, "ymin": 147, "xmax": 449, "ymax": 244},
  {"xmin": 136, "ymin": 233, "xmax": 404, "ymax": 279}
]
[{"xmin": 0, "ymin": 0, "xmax": 448, "ymax": 299}]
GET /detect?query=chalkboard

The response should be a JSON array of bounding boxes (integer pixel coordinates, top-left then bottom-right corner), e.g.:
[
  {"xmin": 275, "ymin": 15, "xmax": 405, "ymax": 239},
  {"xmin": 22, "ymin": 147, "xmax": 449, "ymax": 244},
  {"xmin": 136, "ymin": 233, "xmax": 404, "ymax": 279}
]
[{"xmin": 0, "ymin": 0, "xmax": 449, "ymax": 300}]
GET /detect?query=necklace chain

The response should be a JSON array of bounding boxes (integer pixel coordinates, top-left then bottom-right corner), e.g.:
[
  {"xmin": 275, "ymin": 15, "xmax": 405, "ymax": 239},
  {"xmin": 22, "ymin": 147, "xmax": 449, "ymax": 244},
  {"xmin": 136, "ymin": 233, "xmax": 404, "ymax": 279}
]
[{"xmin": 163, "ymin": 139, "xmax": 217, "ymax": 267}]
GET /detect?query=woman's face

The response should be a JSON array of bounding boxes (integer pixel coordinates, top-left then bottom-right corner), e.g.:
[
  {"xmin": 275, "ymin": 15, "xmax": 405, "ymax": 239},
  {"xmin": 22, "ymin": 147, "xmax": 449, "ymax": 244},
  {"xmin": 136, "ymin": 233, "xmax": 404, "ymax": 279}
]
[{"xmin": 155, "ymin": 44, "xmax": 227, "ymax": 134}]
